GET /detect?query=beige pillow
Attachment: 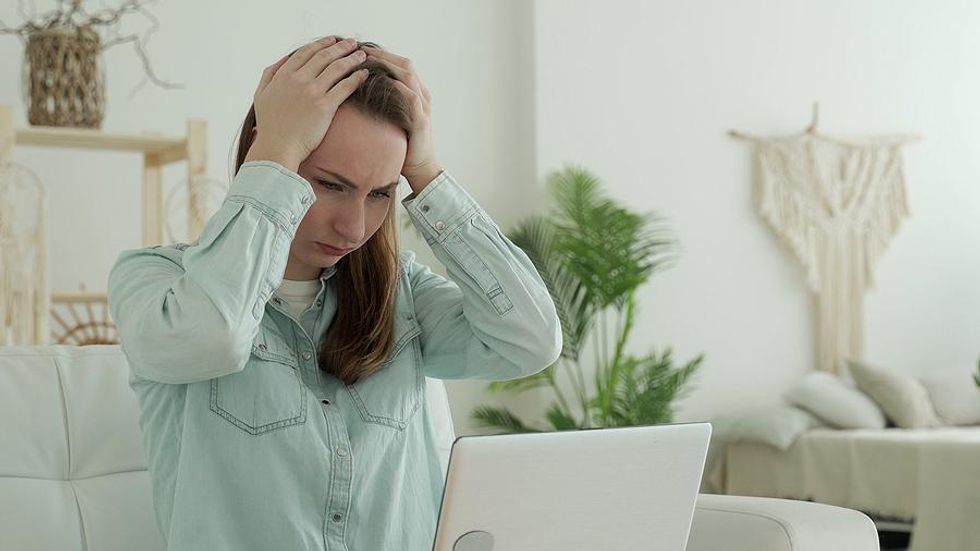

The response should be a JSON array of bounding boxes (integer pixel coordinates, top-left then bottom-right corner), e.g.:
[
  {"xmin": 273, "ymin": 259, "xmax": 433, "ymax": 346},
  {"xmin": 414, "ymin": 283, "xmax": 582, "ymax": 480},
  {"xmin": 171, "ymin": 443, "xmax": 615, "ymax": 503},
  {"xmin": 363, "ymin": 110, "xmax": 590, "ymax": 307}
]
[
  {"xmin": 918, "ymin": 366, "xmax": 980, "ymax": 426},
  {"xmin": 846, "ymin": 359, "xmax": 942, "ymax": 428},
  {"xmin": 785, "ymin": 371, "xmax": 886, "ymax": 429}
]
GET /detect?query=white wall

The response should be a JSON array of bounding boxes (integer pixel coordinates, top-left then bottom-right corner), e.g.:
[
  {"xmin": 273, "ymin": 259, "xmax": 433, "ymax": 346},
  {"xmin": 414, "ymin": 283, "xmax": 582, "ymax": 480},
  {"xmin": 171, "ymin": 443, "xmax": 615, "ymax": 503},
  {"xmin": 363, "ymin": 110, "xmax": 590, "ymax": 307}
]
[
  {"xmin": 534, "ymin": 0, "xmax": 980, "ymax": 422},
  {"xmin": 2, "ymin": 1, "xmax": 978, "ymax": 434}
]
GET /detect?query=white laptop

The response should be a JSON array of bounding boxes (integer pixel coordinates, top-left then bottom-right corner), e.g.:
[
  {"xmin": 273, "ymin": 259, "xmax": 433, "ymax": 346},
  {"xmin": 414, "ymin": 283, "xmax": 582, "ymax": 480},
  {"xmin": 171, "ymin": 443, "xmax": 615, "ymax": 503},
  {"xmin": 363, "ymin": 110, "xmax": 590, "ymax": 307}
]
[{"xmin": 431, "ymin": 422, "xmax": 711, "ymax": 551}]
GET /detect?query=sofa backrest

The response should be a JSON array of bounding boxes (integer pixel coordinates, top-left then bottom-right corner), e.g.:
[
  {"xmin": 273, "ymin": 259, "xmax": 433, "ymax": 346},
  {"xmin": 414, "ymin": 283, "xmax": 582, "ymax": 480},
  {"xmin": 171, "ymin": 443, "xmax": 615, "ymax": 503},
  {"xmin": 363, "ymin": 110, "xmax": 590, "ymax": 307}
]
[{"xmin": 0, "ymin": 344, "xmax": 457, "ymax": 551}]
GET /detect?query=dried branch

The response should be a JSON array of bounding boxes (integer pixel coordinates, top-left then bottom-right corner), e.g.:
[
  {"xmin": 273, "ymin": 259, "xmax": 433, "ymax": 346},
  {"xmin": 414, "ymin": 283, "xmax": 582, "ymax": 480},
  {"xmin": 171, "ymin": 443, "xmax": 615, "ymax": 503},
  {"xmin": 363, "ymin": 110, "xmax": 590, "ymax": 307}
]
[{"xmin": 0, "ymin": 0, "xmax": 183, "ymax": 91}]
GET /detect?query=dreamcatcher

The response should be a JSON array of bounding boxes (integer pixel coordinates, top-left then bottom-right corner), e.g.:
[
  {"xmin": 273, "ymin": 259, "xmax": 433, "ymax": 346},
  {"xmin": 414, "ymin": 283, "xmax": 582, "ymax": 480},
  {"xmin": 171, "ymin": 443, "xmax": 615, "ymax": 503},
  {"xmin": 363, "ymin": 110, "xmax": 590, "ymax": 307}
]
[
  {"xmin": 164, "ymin": 174, "xmax": 228, "ymax": 243},
  {"xmin": 0, "ymin": 159, "xmax": 48, "ymax": 345}
]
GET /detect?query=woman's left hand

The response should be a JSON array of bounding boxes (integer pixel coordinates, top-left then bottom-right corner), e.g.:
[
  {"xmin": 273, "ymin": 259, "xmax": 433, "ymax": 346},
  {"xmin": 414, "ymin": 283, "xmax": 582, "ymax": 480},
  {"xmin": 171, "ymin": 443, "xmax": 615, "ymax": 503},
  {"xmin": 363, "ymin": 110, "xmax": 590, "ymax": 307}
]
[{"xmin": 360, "ymin": 44, "xmax": 443, "ymax": 194}]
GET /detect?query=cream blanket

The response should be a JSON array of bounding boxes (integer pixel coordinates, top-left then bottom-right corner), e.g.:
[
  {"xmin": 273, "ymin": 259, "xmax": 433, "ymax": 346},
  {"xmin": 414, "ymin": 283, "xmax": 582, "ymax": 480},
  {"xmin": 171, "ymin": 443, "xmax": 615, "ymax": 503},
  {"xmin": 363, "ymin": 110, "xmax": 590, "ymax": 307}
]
[{"xmin": 717, "ymin": 428, "xmax": 980, "ymax": 550}]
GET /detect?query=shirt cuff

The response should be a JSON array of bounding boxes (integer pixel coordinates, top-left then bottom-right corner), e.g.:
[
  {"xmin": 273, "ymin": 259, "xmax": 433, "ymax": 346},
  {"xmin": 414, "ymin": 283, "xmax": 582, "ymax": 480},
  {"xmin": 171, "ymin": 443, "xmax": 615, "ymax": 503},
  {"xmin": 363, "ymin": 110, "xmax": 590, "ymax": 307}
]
[
  {"xmin": 401, "ymin": 170, "xmax": 480, "ymax": 244},
  {"xmin": 228, "ymin": 160, "xmax": 316, "ymax": 232}
]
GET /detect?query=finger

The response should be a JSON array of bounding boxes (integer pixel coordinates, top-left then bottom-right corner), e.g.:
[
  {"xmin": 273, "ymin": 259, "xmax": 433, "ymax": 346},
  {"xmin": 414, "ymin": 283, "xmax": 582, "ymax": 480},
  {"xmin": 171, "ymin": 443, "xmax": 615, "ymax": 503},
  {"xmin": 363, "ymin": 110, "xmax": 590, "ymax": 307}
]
[
  {"xmin": 283, "ymin": 35, "xmax": 341, "ymax": 72},
  {"xmin": 360, "ymin": 45, "xmax": 411, "ymax": 69},
  {"xmin": 369, "ymin": 55, "xmax": 428, "ymax": 114},
  {"xmin": 305, "ymin": 46, "xmax": 366, "ymax": 85},
  {"xmin": 254, "ymin": 54, "xmax": 290, "ymax": 99},
  {"xmin": 323, "ymin": 68, "xmax": 371, "ymax": 106},
  {"xmin": 365, "ymin": 54, "xmax": 421, "ymax": 92},
  {"xmin": 390, "ymin": 78, "xmax": 427, "ymax": 115}
]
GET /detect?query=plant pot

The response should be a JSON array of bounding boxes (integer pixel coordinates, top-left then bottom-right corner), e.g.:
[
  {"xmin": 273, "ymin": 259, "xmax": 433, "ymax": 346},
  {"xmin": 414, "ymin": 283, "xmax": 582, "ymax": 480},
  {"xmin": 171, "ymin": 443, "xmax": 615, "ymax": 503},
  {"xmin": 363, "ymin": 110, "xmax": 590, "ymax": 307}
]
[{"xmin": 23, "ymin": 26, "xmax": 105, "ymax": 128}]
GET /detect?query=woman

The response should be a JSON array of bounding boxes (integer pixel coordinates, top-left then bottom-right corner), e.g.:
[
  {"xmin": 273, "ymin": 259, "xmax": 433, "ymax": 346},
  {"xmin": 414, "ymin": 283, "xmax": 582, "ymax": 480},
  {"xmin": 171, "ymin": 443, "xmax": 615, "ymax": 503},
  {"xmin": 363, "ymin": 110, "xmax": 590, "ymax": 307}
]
[{"xmin": 107, "ymin": 35, "xmax": 561, "ymax": 550}]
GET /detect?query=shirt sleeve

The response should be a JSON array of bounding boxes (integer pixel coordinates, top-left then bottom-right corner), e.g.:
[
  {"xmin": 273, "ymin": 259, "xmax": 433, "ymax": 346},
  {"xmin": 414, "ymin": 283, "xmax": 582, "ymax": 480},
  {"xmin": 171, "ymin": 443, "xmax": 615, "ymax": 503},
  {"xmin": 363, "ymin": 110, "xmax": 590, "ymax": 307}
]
[
  {"xmin": 401, "ymin": 170, "xmax": 562, "ymax": 380},
  {"xmin": 107, "ymin": 160, "xmax": 315, "ymax": 384}
]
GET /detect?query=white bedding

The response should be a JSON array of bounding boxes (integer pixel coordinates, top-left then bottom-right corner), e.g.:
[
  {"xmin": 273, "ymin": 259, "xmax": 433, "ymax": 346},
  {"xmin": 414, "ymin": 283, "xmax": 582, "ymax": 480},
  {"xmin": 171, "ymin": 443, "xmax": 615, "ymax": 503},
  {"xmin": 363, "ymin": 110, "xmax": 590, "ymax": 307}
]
[{"xmin": 713, "ymin": 427, "xmax": 980, "ymax": 551}]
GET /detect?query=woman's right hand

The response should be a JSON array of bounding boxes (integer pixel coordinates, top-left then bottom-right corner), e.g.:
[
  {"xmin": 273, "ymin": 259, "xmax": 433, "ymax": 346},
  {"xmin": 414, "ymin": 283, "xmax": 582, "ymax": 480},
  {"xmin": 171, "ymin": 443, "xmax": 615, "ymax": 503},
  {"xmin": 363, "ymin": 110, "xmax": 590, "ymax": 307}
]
[{"xmin": 246, "ymin": 36, "xmax": 369, "ymax": 170}]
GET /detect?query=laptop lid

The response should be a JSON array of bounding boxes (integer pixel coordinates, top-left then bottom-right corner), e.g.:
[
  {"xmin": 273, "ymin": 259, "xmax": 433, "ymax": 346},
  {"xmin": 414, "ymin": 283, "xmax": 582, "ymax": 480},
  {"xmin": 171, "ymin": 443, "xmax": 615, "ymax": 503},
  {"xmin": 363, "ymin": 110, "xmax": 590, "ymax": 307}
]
[{"xmin": 431, "ymin": 422, "xmax": 711, "ymax": 551}]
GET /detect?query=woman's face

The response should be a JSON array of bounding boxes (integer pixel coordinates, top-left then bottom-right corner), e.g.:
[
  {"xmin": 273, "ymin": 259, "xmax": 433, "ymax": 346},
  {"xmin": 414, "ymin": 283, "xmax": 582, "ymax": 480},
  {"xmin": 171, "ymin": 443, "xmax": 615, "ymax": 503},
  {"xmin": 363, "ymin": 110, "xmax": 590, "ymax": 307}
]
[{"xmin": 280, "ymin": 103, "xmax": 407, "ymax": 280}]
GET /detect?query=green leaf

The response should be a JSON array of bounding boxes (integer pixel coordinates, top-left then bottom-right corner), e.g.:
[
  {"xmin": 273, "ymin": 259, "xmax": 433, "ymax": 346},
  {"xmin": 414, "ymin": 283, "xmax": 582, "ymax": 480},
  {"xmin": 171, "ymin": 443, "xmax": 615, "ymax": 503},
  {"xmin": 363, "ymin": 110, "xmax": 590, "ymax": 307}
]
[
  {"xmin": 544, "ymin": 403, "xmax": 580, "ymax": 431},
  {"xmin": 470, "ymin": 406, "xmax": 540, "ymax": 433},
  {"xmin": 508, "ymin": 217, "xmax": 594, "ymax": 361},
  {"xmin": 486, "ymin": 362, "xmax": 556, "ymax": 394},
  {"xmin": 549, "ymin": 165, "xmax": 677, "ymax": 310}
]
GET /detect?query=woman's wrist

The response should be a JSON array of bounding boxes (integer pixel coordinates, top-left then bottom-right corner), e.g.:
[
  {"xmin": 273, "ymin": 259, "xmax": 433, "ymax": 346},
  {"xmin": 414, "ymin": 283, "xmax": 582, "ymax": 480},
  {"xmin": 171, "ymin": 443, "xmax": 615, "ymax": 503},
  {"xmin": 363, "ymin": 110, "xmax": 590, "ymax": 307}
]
[
  {"xmin": 244, "ymin": 140, "xmax": 303, "ymax": 173},
  {"xmin": 404, "ymin": 163, "xmax": 444, "ymax": 196}
]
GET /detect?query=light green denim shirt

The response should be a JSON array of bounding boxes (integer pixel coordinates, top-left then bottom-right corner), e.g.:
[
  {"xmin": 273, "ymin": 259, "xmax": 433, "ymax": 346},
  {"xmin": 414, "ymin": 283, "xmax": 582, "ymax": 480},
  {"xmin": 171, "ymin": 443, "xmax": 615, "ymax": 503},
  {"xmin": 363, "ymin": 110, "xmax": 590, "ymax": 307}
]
[{"xmin": 107, "ymin": 161, "xmax": 562, "ymax": 551}]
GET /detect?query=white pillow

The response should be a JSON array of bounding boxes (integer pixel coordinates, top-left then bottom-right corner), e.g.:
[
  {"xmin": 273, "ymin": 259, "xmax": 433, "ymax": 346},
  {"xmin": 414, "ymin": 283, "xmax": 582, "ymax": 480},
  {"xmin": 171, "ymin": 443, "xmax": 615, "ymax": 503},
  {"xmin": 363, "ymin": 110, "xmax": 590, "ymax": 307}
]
[
  {"xmin": 785, "ymin": 371, "xmax": 886, "ymax": 429},
  {"xmin": 712, "ymin": 403, "xmax": 823, "ymax": 451},
  {"xmin": 918, "ymin": 366, "xmax": 980, "ymax": 426},
  {"xmin": 846, "ymin": 359, "xmax": 942, "ymax": 429}
]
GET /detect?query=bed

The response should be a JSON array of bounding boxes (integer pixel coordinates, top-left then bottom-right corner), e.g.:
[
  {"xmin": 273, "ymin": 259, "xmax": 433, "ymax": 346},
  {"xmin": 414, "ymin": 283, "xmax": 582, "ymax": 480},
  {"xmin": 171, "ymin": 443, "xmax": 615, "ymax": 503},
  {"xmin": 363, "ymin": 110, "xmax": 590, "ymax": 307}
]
[{"xmin": 712, "ymin": 427, "xmax": 980, "ymax": 551}]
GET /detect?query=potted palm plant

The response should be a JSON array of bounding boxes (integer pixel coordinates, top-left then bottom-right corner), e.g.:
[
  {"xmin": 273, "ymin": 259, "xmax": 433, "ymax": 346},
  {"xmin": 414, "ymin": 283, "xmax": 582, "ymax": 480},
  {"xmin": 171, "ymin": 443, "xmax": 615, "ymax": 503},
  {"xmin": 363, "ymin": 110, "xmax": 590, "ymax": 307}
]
[{"xmin": 472, "ymin": 166, "xmax": 704, "ymax": 432}]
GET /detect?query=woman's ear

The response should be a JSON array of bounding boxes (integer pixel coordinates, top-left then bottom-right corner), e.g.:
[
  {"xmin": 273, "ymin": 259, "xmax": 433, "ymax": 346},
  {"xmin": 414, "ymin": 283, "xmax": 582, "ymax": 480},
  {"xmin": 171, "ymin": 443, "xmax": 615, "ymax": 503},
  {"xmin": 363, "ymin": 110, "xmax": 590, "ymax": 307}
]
[{"xmin": 250, "ymin": 127, "xmax": 258, "ymax": 141}]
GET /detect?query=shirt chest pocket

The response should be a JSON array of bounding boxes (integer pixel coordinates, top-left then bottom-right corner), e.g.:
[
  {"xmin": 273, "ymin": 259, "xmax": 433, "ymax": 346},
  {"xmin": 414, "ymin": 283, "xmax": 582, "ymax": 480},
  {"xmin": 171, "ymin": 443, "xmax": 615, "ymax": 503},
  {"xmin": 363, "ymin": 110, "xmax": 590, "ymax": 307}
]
[
  {"xmin": 345, "ymin": 315, "xmax": 423, "ymax": 431},
  {"xmin": 209, "ymin": 327, "xmax": 307, "ymax": 435}
]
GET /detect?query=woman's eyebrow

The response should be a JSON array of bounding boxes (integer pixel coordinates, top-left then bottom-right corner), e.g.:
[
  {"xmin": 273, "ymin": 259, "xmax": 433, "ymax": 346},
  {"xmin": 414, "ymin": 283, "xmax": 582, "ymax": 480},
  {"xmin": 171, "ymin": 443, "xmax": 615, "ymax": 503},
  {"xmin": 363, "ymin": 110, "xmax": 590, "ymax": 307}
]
[{"xmin": 319, "ymin": 169, "xmax": 398, "ymax": 192}]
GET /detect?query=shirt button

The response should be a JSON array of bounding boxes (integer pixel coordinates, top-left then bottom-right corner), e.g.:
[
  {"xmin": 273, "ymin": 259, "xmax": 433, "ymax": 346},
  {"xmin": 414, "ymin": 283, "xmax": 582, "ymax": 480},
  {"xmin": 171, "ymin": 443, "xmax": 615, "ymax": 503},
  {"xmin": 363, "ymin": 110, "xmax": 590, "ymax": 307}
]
[
  {"xmin": 257, "ymin": 343, "xmax": 267, "ymax": 351},
  {"xmin": 434, "ymin": 220, "xmax": 446, "ymax": 232},
  {"xmin": 421, "ymin": 204, "xmax": 430, "ymax": 213},
  {"xmin": 336, "ymin": 447, "xmax": 348, "ymax": 458},
  {"xmin": 332, "ymin": 513, "xmax": 343, "ymax": 522},
  {"xmin": 302, "ymin": 351, "xmax": 312, "ymax": 360},
  {"xmin": 290, "ymin": 215, "xmax": 298, "ymax": 224},
  {"xmin": 315, "ymin": 300, "xmax": 323, "ymax": 307},
  {"xmin": 273, "ymin": 297, "xmax": 282, "ymax": 305},
  {"xmin": 320, "ymin": 399, "xmax": 330, "ymax": 406}
]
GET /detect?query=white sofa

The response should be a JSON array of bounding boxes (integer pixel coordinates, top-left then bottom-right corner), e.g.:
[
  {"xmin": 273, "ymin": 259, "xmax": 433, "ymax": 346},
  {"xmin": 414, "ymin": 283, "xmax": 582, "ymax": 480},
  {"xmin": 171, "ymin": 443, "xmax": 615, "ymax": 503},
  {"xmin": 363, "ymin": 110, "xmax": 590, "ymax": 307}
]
[{"xmin": 0, "ymin": 345, "xmax": 880, "ymax": 550}]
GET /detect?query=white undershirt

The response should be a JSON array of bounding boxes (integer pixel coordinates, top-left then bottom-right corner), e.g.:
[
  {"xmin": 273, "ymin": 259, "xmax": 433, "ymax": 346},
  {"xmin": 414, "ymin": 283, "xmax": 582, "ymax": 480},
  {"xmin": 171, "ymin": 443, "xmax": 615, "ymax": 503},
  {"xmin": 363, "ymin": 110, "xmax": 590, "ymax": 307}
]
[{"xmin": 274, "ymin": 278, "xmax": 320, "ymax": 321}]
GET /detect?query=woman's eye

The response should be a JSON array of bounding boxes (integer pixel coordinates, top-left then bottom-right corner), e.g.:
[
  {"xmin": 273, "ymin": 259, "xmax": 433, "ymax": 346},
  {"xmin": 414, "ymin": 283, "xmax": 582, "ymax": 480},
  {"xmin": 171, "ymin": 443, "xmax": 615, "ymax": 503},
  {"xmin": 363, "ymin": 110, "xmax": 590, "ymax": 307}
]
[{"xmin": 318, "ymin": 180, "xmax": 389, "ymax": 199}]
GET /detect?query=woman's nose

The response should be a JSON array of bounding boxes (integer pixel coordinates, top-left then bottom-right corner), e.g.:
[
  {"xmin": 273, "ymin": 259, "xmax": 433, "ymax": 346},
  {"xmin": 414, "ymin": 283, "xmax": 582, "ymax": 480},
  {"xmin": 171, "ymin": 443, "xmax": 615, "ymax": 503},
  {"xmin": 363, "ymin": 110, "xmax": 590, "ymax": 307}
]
[{"xmin": 333, "ymin": 205, "xmax": 365, "ymax": 244}]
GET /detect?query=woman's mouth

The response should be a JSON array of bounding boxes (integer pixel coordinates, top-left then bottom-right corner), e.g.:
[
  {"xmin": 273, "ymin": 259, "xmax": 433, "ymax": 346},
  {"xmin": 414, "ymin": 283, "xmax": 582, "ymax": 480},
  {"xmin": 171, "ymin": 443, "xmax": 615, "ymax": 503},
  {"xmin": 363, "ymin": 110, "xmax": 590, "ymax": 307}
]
[{"xmin": 316, "ymin": 242, "xmax": 352, "ymax": 256}]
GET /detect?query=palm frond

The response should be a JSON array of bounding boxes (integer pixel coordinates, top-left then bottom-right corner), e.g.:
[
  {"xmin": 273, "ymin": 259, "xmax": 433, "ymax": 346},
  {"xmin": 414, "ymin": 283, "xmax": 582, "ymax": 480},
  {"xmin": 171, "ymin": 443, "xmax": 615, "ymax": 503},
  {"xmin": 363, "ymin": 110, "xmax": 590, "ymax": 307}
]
[
  {"xmin": 470, "ymin": 406, "xmax": 540, "ymax": 433},
  {"xmin": 508, "ymin": 216, "xmax": 595, "ymax": 360},
  {"xmin": 486, "ymin": 362, "xmax": 556, "ymax": 394},
  {"xmin": 549, "ymin": 165, "xmax": 678, "ymax": 310},
  {"xmin": 544, "ymin": 403, "xmax": 581, "ymax": 431},
  {"xmin": 602, "ymin": 349, "xmax": 703, "ymax": 426}
]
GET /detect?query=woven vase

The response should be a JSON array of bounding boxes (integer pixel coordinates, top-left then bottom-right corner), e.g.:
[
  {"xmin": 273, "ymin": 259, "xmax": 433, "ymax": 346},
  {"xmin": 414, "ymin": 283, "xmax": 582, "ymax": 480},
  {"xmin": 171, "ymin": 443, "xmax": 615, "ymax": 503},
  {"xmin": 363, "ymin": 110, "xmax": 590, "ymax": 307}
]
[{"xmin": 23, "ymin": 26, "xmax": 106, "ymax": 128}]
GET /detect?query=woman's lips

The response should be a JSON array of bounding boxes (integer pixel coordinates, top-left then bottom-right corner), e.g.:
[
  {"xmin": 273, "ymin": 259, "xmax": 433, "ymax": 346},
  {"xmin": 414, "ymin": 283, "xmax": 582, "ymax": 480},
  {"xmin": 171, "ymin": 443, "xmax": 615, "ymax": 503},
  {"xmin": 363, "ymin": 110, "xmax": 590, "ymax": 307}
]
[{"xmin": 316, "ymin": 242, "xmax": 352, "ymax": 256}]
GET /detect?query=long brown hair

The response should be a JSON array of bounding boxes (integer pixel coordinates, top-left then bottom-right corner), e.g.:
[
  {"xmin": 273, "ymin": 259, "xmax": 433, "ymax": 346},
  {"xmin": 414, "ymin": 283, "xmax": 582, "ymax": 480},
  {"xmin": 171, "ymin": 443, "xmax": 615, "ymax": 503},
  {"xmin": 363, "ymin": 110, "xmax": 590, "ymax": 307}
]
[{"xmin": 233, "ymin": 36, "xmax": 414, "ymax": 385}]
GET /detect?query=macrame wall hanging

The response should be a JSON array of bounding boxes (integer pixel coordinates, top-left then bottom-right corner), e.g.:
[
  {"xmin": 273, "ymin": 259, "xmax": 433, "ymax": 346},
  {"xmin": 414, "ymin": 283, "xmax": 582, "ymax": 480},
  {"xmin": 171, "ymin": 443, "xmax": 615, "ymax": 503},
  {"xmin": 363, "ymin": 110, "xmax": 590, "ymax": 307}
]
[
  {"xmin": 730, "ymin": 104, "xmax": 920, "ymax": 373},
  {"xmin": 0, "ymin": 159, "xmax": 48, "ymax": 345}
]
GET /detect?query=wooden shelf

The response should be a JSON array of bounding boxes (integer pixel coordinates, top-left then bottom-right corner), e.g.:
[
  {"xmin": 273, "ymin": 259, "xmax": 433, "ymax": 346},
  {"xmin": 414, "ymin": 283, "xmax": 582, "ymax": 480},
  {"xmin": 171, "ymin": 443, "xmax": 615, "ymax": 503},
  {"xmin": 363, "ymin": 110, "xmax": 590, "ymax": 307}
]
[
  {"xmin": 0, "ymin": 104, "xmax": 208, "ymax": 246},
  {"xmin": 15, "ymin": 126, "xmax": 190, "ymax": 164},
  {"xmin": 51, "ymin": 292, "xmax": 108, "ymax": 304},
  {"xmin": 0, "ymin": 105, "xmax": 209, "ymax": 345}
]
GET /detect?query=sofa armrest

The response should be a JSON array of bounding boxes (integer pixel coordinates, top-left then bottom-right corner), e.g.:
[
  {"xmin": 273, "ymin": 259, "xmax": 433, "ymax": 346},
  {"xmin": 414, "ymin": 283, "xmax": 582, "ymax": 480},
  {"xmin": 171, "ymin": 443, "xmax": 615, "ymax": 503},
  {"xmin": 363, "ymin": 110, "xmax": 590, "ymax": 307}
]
[{"xmin": 686, "ymin": 494, "xmax": 880, "ymax": 551}]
